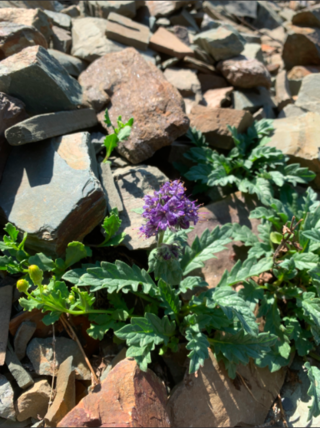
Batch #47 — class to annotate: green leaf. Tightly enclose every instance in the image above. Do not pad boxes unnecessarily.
[292,253,319,270]
[126,345,152,372]
[104,109,112,127]
[99,208,124,247]
[117,125,132,142]
[184,164,213,183]
[284,317,313,357]
[297,293,320,342]
[103,133,118,159]
[4,223,19,242]
[283,164,316,186]
[87,314,122,340]
[148,249,182,286]
[186,325,209,374]
[231,224,259,246]
[42,312,61,325]
[186,126,208,147]
[0,255,13,271]
[158,280,180,316]
[302,229,320,242]
[179,276,208,293]
[270,232,283,245]
[305,362,320,421]
[255,348,290,372]
[28,253,55,272]
[180,226,232,275]
[65,242,92,269]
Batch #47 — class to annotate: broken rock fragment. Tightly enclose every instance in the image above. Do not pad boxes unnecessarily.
[0,285,13,365]
[47,49,88,77]
[79,47,189,164]
[85,0,136,19]
[0,375,15,420]
[203,87,233,109]
[14,321,37,361]
[150,26,194,58]
[164,67,202,102]
[0,132,106,255]
[16,380,51,422]
[283,25,320,69]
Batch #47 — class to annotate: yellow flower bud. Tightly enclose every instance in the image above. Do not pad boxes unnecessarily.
[68,295,75,303]
[28,265,43,286]
[17,279,29,294]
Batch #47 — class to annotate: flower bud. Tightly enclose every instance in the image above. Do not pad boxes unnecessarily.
[68,295,75,304]
[17,279,29,294]
[28,265,43,286]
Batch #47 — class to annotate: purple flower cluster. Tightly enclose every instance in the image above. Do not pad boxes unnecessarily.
[140,181,200,239]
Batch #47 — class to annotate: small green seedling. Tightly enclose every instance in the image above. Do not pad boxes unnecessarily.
[103,109,134,163]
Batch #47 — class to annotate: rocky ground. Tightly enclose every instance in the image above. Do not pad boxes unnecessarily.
[1,0,320,427]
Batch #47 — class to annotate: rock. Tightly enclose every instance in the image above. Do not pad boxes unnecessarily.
[164,68,202,102]
[146,1,192,17]
[79,48,189,164]
[113,165,168,250]
[0,8,53,41]
[149,26,194,58]
[85,1,136,19]
[13,322,37,361]
[280,7,295,22]
[296,73,320,110]
[0,22,47,59]
[47,49,88,77]
[156,17,170,27]
[44,9,71,30]
[0,132,106,255]
[183,56,215,74]
[0,1,57,11]
[81,86,110,113]
[203,87,233,109]
[0,375,15,421]
[100,347,127,381]
[241,42,264,62]
[278,104,307,118]
[283,25,320,69]
[90,131,105,154]
[61,5,80,18]
[275,70,293,111]
[5,109,98,146]
[292,5,320,28]
[0,46,82,115]
[170,25,190,46]
[27,337,91,380]
[51,25,72,54]
[193,26,245,62]
[267,113,320,189]
[288,65,320,80]
[45,356,75,427]
[71,17,124,63]
[0,92,26,137]
[170,8,199,32]
[215,1,258,19]
[58,358,170,427]
[0,138,10,183]
[198,73,229,92]
[99,162,123,213]
[217,57,271,89]
[189,105,253,150]
[240,33,261,44]
[106,12,150,51]
[167,349,286,427]
[253,0,283,30]
[16,380,51,422]
[5,344,34,389]
[10,309,58,339]
[233,87,276,116]
[0,286,13,366]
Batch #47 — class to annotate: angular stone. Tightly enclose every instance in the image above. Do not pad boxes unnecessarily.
[198,73,229,93]
[0,1,56,11]
[113,165,168,250]
[283,25,320,69]
[44,10,71,30]
[45,356,75,427]
[240,32,261,44]
[58,358,170,427]
[0,285,13,366]
[0,138,10,183]
[276,70,293,111]
[47,49,88,77]
[150,27,194,58]
[167,349,286,427]
[0,8,53,41]
[0,132,106,255]
[292,5,320,28]
[16,380,51,422]
[170,25,190,46]
[85,1,136,19]
[52,25,71,54]
[99,162,123,213]
[9,309,58,339]
[61,5,80,18]
[203,87,233,109]
[5,344,34,389]
[0,46,82,115]
[79,48,189,164]
[253,0,283,30]
[0,22,47,59]
[106,12,150,51]
[278,104,307,118]
[241,42,264,62]
[14,321,37,361]
[146,1,192,17]
[71,17,124,62]
[288,65,320,80]
[5,109,98,146]
[27,337,91,381]
[217,57,271,89]
[170,8,199,32]
[90,131,105,154]
[233,87,276,115]
[267,113,320,189]
[189,105,253,150]
[193,26,245,61]
[164,67,202,101]
[296,73,320,110]
[0,375,15,421]
[183,56,215,74]
[0,92,26,137]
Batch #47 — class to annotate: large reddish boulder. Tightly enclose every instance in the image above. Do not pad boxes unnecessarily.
[283,25,320,69]
[79,47,189,164]
[58,358,171,427]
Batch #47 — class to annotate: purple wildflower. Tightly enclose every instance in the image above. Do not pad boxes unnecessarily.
[140,180,200,239]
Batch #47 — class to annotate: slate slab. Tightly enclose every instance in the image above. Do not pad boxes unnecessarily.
[0,285,13,366]
[52,25,72,54]
[5,109,98,146]
[149,27,194,58]
[86,1,136,19]
[106,12,150,50]
[0,375,15,421]
[47,49,88,77]
[5,343,34,389]
[0,46,82,115]
[99,162,123,213]
[14,321,37,361]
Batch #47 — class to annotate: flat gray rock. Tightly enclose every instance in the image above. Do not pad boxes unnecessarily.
[47,49,88,77]
[5,344,34,389]
[14,321,37,361]
[85,0,136,19]
[51,25,72,54]
[99,162,123,213]
[113,165,168,250]
[0,132,106,255]
[44,9,71,29]
[0,375,15,421]
[233,87,276,115]
[0,45,82,115]
[0,285,13,366]
[5,109,98,146]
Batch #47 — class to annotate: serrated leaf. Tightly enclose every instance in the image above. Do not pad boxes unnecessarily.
[302,229,320,243]
[186,325,209,374]
[231,224,259,246]
[284,164,316,186]
[158,279,180,316]
[255,348,290,372]
[103,133,118,160]
[284,317,313,357]
[0,255,13,271]
[99,208,124,247]
[4,223,19,242]
[126,344,152,372]
[148,249,182,285]
[305,362,320,421]
[292,253,319,270]
[87,314,122,340]
[117,125,132,142]
[28,253,55,272]
[42,312,61,326]
[297,292,320,333]
[184,164,213,183]
[179,276,208,293]
[65,242,92,269]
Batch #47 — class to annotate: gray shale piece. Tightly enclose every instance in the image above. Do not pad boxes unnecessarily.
[99,162,124,213]
[14,321,37,361]
[5,343,34,389]
[5,109,98,146]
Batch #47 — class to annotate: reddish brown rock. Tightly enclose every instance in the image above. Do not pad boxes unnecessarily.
[16,380,51,422]
[203,87,233,109]
[79,48,189,164]
[287,65,320,79]
[167,349,286,428]
[149,27,194,58]
[189,105,253,150]
[283,25,320,69]
[217,57,272,89]
[292,5,320,28]
[0,8,53,41]
[58,358,171,427]
[0,22,47,59]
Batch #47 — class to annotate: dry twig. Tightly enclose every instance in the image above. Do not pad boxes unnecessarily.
[48,324,57,411]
